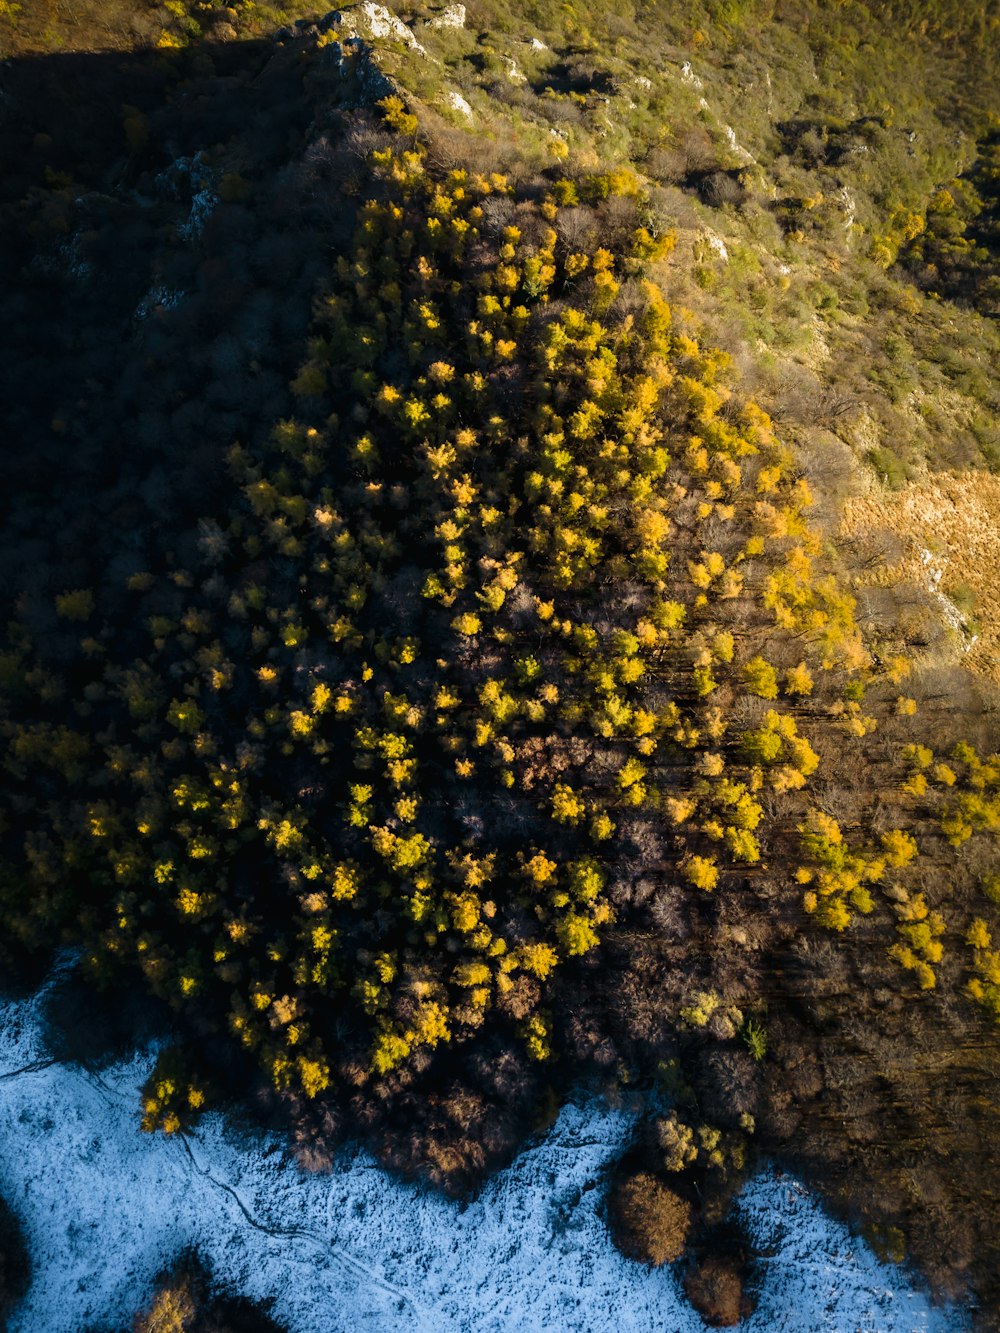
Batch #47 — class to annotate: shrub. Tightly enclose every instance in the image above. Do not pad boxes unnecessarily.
[132,1253,285,1332]
[684,1251,753,1328]
[607,1171,692,1266]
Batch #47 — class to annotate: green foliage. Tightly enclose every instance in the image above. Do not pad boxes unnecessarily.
[796,809,883,931]
[865,446,912,491]
[54,588,94,622]
[741,1017,767,1062]
[1,1,1000,1316]
[1,82,999,1272]
[1,115,873,1105]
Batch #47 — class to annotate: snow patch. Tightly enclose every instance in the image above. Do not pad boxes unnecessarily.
[31,232,93,283]
[153,153,219,240]
[179,188,218,240]
[0,982,970,1333]
[57,236,93,280]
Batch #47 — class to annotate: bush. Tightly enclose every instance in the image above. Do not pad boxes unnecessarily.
[608,1170,692,1266]
[684,1251,753,1327]
[865,445,910,490]
[132,1253,285,1333]
[698,171,747,209]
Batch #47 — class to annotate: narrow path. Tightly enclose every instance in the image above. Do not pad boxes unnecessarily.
[0,1059,56,1083]
[0,981,969,1333]
[176,1131,441,1330]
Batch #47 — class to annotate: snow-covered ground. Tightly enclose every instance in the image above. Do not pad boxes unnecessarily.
[0,975,969,1332]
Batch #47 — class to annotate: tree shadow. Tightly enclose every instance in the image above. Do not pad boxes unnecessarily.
[37,960,174,1070]
[0,29,377,637]
[0,1194,30,1328]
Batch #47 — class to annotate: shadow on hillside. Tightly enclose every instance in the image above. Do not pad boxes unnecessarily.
[38,959,174,1070]
[0,30,379,633]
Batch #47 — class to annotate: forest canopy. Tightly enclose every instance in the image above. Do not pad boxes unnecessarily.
[1,127,896,1100]
[1,2,1000,1328]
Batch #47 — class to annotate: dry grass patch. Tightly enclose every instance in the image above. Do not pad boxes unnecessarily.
[842,470,1000,683]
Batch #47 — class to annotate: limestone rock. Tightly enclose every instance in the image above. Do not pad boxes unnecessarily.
[429,2,466,28]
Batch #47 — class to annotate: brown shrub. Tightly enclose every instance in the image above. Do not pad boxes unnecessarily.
[684,1252,752,1327]
[608,1171,692,1266]
[698,171,747,209]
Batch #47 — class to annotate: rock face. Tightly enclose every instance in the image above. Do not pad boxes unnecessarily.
[272,19,399,102]
[326,3,428,52]
[429,2,466,28]
[445,89,474,120]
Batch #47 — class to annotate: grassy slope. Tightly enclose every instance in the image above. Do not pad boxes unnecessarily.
[401,0,1000,470]
[6,0,997,479]
[0,0,319,56]
[374,0,1000,684]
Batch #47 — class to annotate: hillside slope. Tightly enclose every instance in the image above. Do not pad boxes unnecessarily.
[0,2,998,1329]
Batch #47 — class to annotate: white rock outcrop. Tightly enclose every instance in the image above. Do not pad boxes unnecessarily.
[723,123,756,163]
[444,89,474,119]
[331,4,427,54]
[703,230,729,262]
[429,2,466,28]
